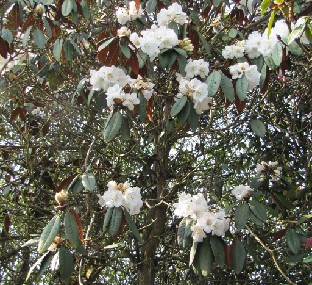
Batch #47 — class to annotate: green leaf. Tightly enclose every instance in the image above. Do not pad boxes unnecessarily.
[249,200,267,222]
[221,74,235,102]
[53,39,63,61]
[120,41,131,59]
[188,103,200,132]
[189,241,198,266]
[62,0,74,16]
[98,38,115,52]
[38,215,61,254]
[23,27,32,48]
[178,54,187,76]
[63,40,75,61]
[104,111,123,142]
[81,0,91,20]
[34,252,53,281]
[178,217,193,248]
[249,212,264,226]
[59,247,74,284]
[228,28,237,38]
[174,48,187,58]
[197,31,211,56]
[236,76,249,101]
[267,10,275,37]
[120,116,130,141]
[271,42,283,67]
[158,52,169,68]
[42,17,52,38]
[139,94,147,122]
[167,52,178,69]
[250,119,266,137]
[109,207,123,236]
[2,28,13,43]
[26,252,52,281]
[64,211,80,249]
[199,238,213,276]
[82,172,96,192]
[273,193,292,210]
[264,56,276,70]
[213,0,222,7]
[207,70,222,97]
[124,209,143,243]
[210,236,225,267]
[171,96,187,117]
[232,238,246,274]
[288,25,305,45]
[261,0,270,15]
[69,178,83,194]
[103,208,113,230]
[235,202,250,230]
[166,119,175,134]
[177,100,190,126]
[146,0,157,13]
[260,63,267,89]
[303,255,312,263]
[32,29,47,49]
[286,229,301,254]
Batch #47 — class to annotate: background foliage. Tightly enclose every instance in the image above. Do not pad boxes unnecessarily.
[0,0,311,284]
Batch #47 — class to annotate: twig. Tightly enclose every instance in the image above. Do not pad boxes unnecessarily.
[246,225,296,285]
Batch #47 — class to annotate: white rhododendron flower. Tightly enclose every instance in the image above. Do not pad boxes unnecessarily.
[185,59,210,79]
[90,65,132,91]
[157,3,188,27]
[133,75,155,100]
[123,187,144,215]
[116,1,143,25]
[257,161,282,181]
[244,31,262,59]
[229,62,260,90]
[98,181,143,215]
[106,84,140,111]
[174,192,230,239]
[117,26,131,37]
[222,44,245,59]
[130,25,179,60]
[232,185,253,200]
[191,225,206,242]
[98,187,123,208]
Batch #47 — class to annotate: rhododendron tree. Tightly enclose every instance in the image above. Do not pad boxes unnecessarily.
[0,0,311,284]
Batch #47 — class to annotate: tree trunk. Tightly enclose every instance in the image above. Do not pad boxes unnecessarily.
[138,132,170,285]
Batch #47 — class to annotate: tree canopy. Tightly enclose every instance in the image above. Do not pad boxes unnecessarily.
[0,0,311,284]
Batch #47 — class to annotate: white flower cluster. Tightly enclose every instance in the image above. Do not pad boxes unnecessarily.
[229,62,260,90]
[116,1,143,25]
[222,20,289,60]
[176,59,212,114]
[174,192,230,242]
[90,65,132,92]
[257,161,282,182]
[127,3,190,61]
[231,185,254,200]
[90,66,154,110]
[156,3,188,27]
[130,25,179,60]
[98,181,143,215]
[222,19,308,62]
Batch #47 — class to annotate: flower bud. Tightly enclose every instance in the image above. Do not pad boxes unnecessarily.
[179,38,194,53]
[55,190,68,206]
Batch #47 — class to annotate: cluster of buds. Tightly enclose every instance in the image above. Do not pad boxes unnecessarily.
[179,38,194,53]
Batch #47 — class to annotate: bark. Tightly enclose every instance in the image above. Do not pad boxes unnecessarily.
[138,133,170,285]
